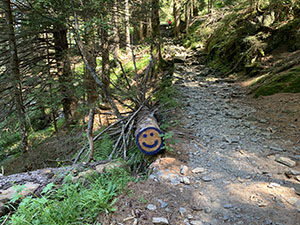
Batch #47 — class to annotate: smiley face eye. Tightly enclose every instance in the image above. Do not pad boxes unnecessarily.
[150,133,154,137]
[143,134,147,138]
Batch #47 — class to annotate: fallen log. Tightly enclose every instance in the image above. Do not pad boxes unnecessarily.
[135,108,164,155]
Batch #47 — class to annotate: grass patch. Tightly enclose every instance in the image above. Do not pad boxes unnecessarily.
[253,66,300,97]
[2,168,132,225]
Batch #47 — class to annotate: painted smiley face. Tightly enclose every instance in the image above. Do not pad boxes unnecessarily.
[136,127,164,155]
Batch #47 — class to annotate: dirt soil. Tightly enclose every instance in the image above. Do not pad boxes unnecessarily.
[98,46,300,225]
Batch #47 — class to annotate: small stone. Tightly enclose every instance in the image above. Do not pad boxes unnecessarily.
[295,176,300,182]
[179,207,187,215]
[169,178,180,185]
[267,182,281,188]
[190,220,204,225]
[152,217,169,224]
[192,167,205,174]
[181,165,189,175]
[265,219,273,225]
[157,199,168,208]
[204,207,212,214]
[181,177,191,185]
[147,204,157,211]
[223,215,229,221]
[202,176,212,182]
[290,169,300,175]
[275,156,296,167]
[270,146,284,152]
[223,204,233,209]
[187,214,194,219]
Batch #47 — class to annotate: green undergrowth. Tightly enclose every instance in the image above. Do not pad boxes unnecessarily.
[184,2,300,97]
[1,168,132,225]
[253,66,300,97]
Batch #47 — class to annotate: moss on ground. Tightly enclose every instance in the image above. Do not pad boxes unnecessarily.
[253,66,300,97]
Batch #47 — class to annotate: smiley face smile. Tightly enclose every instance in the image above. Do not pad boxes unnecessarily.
[142,140,159,148]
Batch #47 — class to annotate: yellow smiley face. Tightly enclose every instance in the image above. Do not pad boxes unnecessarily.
[136,127,163,155]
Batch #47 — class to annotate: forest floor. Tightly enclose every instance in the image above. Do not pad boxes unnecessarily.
[99,44,300,225]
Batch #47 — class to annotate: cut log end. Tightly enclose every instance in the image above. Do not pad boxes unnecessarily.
[135,109,164,155]
[136,126,164,155]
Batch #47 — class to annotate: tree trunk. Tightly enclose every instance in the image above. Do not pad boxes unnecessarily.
[185,0,191,34]
[192,0,199,17]
[4,0,28,153]
[112,0,120,58]
[173,0,181,37]
[53,26,74,125]
[139,20,144,42]
[101,17,110,103]
[87,108,95,162]
[125,0,130,51]
[151,0,162,62]
[208,0,214,14]
[146,16,152,37]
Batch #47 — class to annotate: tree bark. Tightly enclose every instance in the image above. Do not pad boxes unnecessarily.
[125,0,130,51]
[87,108,95,162]
[53,26,74,125]
[112,0,120,58]
[101,15,111,103]
[151,0,162,62]
[4,0,28,153]
[185,0,191,34]
[173,0,181,37]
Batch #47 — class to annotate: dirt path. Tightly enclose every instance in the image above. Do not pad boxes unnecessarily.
[102,46,300,225]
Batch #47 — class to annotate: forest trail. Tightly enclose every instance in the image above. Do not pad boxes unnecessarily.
[105,44,300,225]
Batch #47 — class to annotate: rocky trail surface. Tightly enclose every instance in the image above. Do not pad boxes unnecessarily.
[102,45,300,225]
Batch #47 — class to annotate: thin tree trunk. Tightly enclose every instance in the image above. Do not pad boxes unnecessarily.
[53,26,74,125]
[101,16,110,104]
[173,0,181,37]
[4,0,28,153]
[208,0,214,14]
[113,0,120,58]
[146,16,152,37]
[87,108,95,162]
[125,0,130,51]
[192,0,199,16]
[185,1,191,34]
[139,21,144,42]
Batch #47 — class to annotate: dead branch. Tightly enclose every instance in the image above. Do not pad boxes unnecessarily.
[73,117,127,164]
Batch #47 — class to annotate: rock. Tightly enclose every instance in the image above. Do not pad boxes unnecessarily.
[202,176,212,182]
[295,176,300,182]
[95,161,123,173]
[181,177,191,185]
[187,214,194,219]
[267,182,281,188]
[286,197,300,211]
[192,167,205,174]
[169,177,180,185]
[270,146,284,152]
[147,204,157,211]
[223,204,233,209]
[179,207,187,215]
[190,220,204,225]
[290,169,300,175]
[204,207,212,214]
[181,165,189,175]
[157,199,168,208]
[152,217,169,224]
[223,215,229,221]
[0,182,39,202]
[275,157,296,167]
